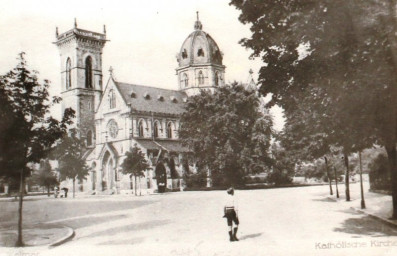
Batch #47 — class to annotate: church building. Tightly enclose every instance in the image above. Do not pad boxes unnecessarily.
[54,15,226,194]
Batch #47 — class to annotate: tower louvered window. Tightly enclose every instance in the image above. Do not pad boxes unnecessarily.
[85,56,93,88]
[66,58,72,89]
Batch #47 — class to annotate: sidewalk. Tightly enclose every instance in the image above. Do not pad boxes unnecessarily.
[0,223,74,247]
[327,182,397,228]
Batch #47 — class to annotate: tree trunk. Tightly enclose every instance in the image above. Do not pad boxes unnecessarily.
[334,167,340,198]
[385,145,397,219]
[343,153,350,201]
[15,169,25,247]
[139,176,142,196]
[47,185,50,197]
[359,151,366,209]
[134,175,137,196]
[73,178,75,198]
[324,157,333,195]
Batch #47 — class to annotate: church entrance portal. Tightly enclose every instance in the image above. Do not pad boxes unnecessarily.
[155,162,167,193]
[102,151,116,191]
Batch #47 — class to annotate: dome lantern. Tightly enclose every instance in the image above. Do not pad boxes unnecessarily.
[194,11,203,30]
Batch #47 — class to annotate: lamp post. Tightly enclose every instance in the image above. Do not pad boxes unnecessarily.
[324,157,333,195]
[359,151,366,209]
[333,166,340,198]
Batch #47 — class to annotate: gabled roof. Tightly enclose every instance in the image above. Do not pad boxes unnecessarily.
[114,81,188,115]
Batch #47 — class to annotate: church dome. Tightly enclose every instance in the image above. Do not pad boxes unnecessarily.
[177,14,223,67]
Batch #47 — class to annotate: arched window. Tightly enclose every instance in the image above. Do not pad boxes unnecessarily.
[215,71,219,86]
[109,89,116,109]
[138,120,144,137]
[154,121,159,138]
[66,58,72,89]
[182,73,189,88]
[167,122,173,139]
[87,130,93,146]
[85,56,93,89]
[198,71,204,85]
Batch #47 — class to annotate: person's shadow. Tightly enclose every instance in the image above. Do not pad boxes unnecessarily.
[239,233,263,241]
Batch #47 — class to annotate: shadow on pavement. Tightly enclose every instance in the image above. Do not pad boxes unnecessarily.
[337,209,363,216]
[98,237,145,245]
[312,197,336,203]
[82,219,172,239]
[239,233,263,241]
[334,216,397,237]
[57,214,129,229]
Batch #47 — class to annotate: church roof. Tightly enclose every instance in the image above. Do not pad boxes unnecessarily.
[136,138,190,153]
[114,81,188,115]
[155,140,190,153]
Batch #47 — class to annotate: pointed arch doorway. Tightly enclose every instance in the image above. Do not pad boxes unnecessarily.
[101,151,117,191]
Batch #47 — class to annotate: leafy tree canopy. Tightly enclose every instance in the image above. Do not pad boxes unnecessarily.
[52,130,90,182]
[0,53,74,246]
[0,53,74,178]
[121,144,150,178]
[179,83,273,186]
[230,0,397,216]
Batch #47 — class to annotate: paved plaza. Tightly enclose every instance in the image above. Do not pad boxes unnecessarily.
[1,182,397,256]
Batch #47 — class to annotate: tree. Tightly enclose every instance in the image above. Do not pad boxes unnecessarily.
[0,53,73,246]
[179,83,273,187]
[32,159,58,196]
[53,130,90,198]
[267,143,294,186]
[230,0,397,217]
[121,144,149,196]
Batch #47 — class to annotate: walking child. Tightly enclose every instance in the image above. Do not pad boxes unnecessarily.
[223,187,239,242]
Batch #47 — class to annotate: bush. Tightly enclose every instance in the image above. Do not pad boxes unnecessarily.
[243,176,266,184]
[368,153,390,191]
[183,171,207,188]
[266,170,293,186]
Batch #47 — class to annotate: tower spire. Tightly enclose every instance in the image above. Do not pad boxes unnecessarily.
[194,11,203,30]
[245,68,257,91]
[74,18,77,28]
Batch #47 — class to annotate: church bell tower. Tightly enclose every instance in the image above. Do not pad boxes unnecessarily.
[55,19,108,144]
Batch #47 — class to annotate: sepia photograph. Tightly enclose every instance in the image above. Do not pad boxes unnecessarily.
[1,0,397,255]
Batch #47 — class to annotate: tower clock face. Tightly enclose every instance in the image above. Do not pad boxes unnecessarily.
[107,119,118,138]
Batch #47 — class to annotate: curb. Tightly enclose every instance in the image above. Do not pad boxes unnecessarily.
[350,207,397,229]
[326,195,397,228]
[48,226,75,248]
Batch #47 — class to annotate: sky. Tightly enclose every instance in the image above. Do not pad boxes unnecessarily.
[0,0,284,130]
